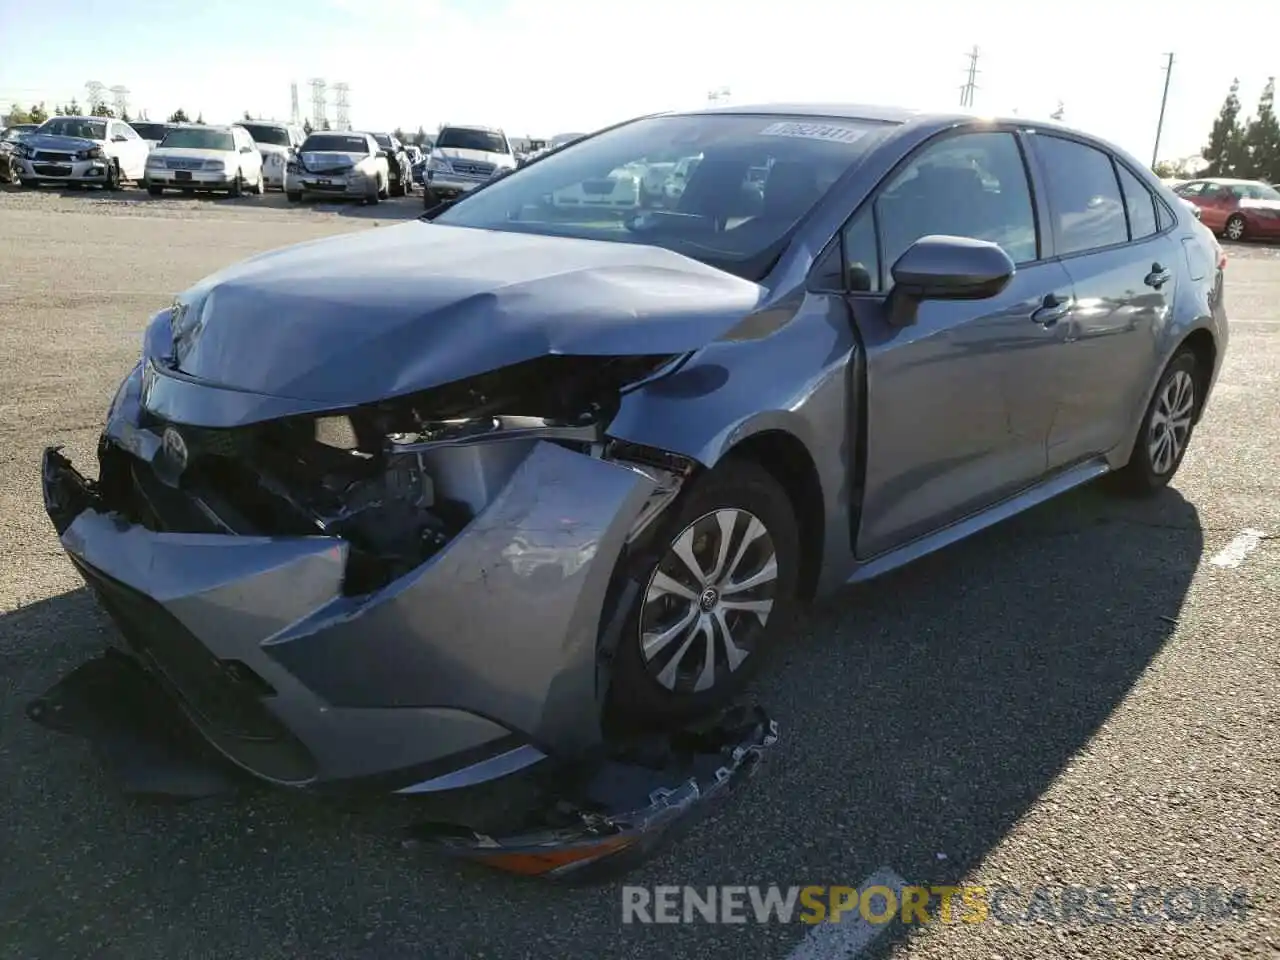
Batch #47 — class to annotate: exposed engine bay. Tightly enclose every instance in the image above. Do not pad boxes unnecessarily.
[100,354,692,595]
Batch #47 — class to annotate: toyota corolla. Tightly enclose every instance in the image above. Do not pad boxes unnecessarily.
[39,103,1228,816]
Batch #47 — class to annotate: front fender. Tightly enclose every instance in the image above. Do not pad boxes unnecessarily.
[606,294,860,593]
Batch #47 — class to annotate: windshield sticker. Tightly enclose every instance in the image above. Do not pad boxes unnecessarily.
[759,121,868,144]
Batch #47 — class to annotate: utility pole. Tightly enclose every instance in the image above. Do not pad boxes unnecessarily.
[959,46,980,108]
[1152,52,1174,167]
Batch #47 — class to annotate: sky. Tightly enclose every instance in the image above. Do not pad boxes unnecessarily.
[0,0,1275,164]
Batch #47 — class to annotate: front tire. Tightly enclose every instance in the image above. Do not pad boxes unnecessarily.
[1224,214,1246,241]
[606,458,800,727]
[147,184,163,197]
[286,189,302,203]
[1109,350,1201,496]
[228,171,244,198]
[105,161,121,191]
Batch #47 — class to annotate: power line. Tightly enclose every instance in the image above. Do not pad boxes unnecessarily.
[959,46,980,108]
[1152,52,1175,167]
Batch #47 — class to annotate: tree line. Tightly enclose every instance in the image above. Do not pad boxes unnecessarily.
[1157,77,1280,182]
[3,101,207,126]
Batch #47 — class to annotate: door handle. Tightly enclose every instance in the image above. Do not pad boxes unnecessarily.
[1145,263,1172,288]
[1031,294,1072,326]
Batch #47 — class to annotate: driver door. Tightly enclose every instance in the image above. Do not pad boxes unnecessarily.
[834,129,1073,558]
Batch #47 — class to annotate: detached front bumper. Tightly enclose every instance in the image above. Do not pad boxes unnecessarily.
[17,156,111,184]
[38,394,656,802]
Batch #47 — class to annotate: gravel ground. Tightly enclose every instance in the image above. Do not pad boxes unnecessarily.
[0,184,1276,960]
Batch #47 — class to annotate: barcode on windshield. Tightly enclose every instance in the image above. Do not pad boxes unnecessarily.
[759,122,867,144]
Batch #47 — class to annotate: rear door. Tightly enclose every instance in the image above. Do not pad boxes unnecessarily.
[828,128,1075,558]
[1026,132,1177,468]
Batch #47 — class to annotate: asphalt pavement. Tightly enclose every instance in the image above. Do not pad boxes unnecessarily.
[0,184,1276,960]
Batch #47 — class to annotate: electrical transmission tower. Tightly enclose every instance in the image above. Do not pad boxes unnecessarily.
[333,82,351,130]
[290,82,301,126]
[110,85,130,118]
[707,86,731,105]
[85,80,107,114]
[958,46,980,108]
[309,78,328,130]
[1050,100,1065,121]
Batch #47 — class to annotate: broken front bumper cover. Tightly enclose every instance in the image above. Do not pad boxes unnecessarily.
[39,435,655,796]
[416,707,779,880]
[28,644,778,880]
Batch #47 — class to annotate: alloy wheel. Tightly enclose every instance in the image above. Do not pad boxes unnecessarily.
[1147,369,1196,475]
[1225,217,1245,241]
[638,508,778,695]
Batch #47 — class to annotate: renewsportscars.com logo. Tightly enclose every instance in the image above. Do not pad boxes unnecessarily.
[621,884,1251,926]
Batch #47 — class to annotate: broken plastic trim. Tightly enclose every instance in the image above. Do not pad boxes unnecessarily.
[410,705,778,882]
[387,414,603,450]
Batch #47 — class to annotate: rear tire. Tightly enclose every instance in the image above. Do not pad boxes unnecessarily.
[1224,214,1246,242]
[605,458,800,728]
[1108,350,1201,497]
[390,170,405,197]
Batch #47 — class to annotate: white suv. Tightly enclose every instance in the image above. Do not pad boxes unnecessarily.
[422,124,517,207]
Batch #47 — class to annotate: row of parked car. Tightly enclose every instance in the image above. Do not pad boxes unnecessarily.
[0,115,591,209]
[1161,176,1280,242]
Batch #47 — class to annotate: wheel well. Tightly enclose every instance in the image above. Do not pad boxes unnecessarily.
[724,430,824,600]
[1179,328,1217,420]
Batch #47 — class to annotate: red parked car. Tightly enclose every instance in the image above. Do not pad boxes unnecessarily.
[1173,178,1280,241]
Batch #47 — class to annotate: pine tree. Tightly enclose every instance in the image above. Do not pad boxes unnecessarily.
[1203,79,1246,176]
[303,119,314,135]
[1244,78,1280,182]
[168,108,190,123]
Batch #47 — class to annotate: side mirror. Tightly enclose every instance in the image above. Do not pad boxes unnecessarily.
[112,135,128,142]
[886,235,1014,327]
[240,145,253,153]
[376,149,388,158]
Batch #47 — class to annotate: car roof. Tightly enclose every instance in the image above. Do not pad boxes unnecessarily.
[1196,177,1267,186]
[440,124,504,133]
[168,123,238,132]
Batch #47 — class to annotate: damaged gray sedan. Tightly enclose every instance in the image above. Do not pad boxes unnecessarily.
[40,104,1228,814]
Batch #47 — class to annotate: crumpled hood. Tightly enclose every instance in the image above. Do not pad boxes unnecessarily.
[162,223,764,407]
[22,133,103,152]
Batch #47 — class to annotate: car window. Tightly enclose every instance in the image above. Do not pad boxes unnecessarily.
[874,130,1037,288]
[1115,164,1159,240]
[1175,181,1204,196]
[1035,135,1128,255]
[1203,184,1231,200]
[843,210,880,293]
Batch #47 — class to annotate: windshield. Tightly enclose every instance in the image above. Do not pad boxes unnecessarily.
[433,113,890,278]
[36,117,107,140]
[242,124,291,147]
[302,134,369,154]
[2,126,35,141]
[160,128,235,151]
[436,127,508,153]
[130,123,168,140]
